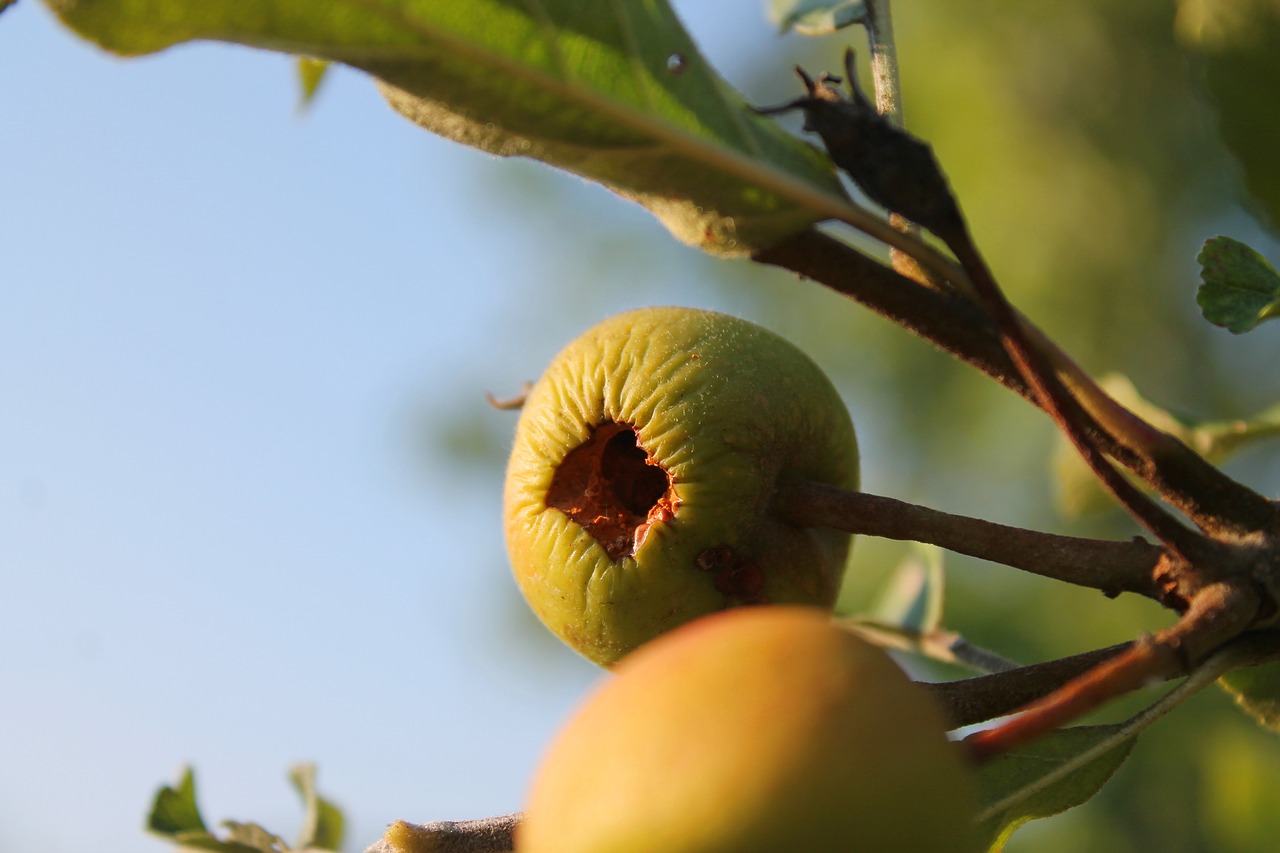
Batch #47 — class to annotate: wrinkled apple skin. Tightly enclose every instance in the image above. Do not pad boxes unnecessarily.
[517,607,979,853]
[504,307,858,666]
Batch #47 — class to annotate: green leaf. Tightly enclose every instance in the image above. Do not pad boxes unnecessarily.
[868,544,944,634]
[290,764,345,851]
[295,57,331,109]
[147,765,344,853]
[1220,658,1280,730]
[148,767,209,837]
[1177,0,1280,232]
[1,0,18,16]
[46,0,846,257]
[1197,235,1280,333]
[767,0,867,35]
[975,725,1136,851]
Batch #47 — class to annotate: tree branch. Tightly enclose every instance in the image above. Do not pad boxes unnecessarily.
[923,643,1133,728]
[776,478,1167,600]
[752,228,1278,537]
[964,579,1262,760]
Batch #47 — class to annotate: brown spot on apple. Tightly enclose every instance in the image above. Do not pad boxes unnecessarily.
[545,422,679,560]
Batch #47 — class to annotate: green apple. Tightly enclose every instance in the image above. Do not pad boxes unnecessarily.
[503,306,858,666]
[517,606,980,853]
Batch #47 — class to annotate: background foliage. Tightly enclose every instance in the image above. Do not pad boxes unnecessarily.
[4,0,1280,851]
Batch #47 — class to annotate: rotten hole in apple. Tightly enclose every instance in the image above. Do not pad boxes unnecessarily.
[545,421,679,560]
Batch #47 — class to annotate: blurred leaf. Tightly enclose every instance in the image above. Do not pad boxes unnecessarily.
[1053,372,1280,516]
[767,0,867,35]
[148,766,343,853]
[1,0,18,15]
[219,823,289,853]
[1198,723,1280,853]
[290,764,345,851]
[295,57,330,109]
[148,767,208,837]
[1220,659,1280,730]
[1197,235,1280,333]
[46,0,846,257]
[868,544,944,634]
[975,725,1136,851]
[1177,0,1280,232]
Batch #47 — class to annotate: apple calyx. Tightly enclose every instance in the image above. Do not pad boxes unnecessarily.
[545,421,680,561]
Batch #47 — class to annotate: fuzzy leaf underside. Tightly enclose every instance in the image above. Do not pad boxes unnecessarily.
[766,0,867,35]
[46,0,845,257]
[975,725,1136,851]
[1197,235,1280,334]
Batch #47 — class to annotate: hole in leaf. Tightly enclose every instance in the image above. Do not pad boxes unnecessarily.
[546,422,678,560]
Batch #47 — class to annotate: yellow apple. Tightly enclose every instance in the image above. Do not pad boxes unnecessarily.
[518,606,979,853]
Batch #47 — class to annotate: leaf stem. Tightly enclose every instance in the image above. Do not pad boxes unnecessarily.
[842,618,1022,674]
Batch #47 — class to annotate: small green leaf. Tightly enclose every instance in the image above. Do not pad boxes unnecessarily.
[148,767,209,837]
[1197,235,1280,333]
[1220,658,1280,730]
[147,765,344,853]
[868,544,944,634]
[766,0,867,35]
[295,57,330,110]
[975,725,1136,851]
[290,764,344,851]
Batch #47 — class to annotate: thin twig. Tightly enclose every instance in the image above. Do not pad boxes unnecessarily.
[776,479,1166,599]
[924,643,1134,729]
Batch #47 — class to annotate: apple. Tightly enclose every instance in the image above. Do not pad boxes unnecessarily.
[503,306,858,666]
[517,606,979,853]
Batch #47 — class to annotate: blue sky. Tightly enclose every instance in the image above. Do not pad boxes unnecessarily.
[0,3,801,851]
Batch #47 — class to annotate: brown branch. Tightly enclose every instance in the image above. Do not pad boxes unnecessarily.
[923,642,1134,728]
[941,234,1220,567]
[752,228,1278,537]
[964,580,1262,761]
[776,478,1166,599]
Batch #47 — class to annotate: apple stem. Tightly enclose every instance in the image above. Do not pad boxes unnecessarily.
[776,478,1168,601]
